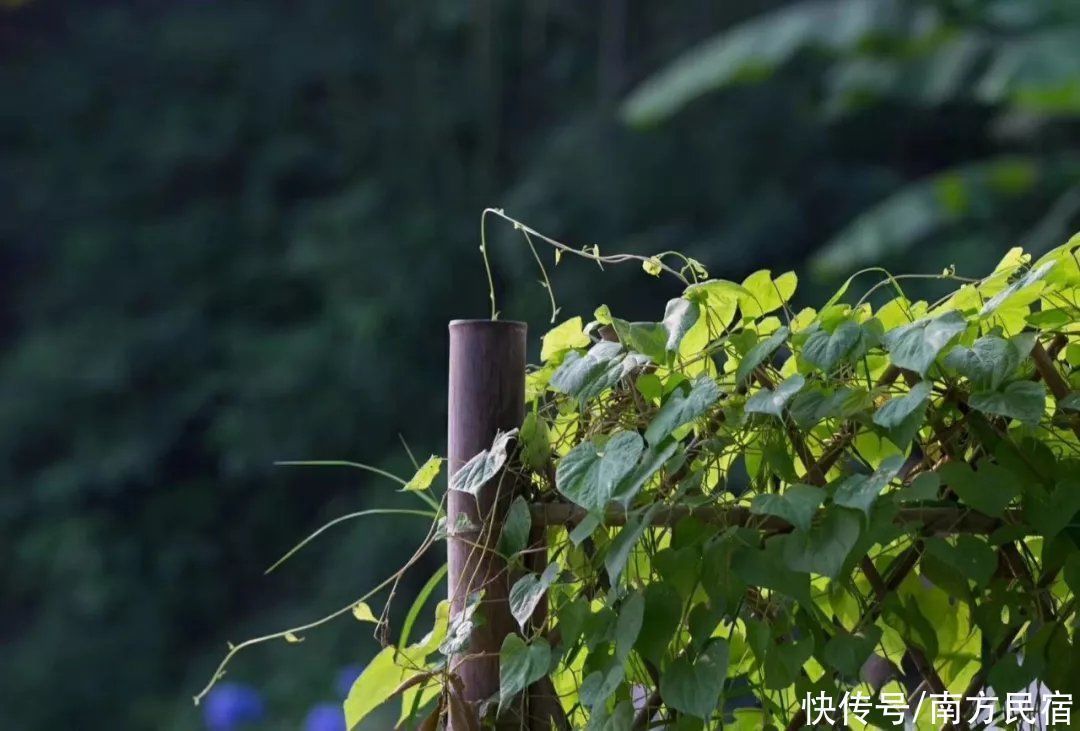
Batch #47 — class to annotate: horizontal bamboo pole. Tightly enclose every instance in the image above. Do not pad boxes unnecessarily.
[530,502,1025,535]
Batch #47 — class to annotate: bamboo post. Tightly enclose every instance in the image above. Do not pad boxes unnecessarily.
[447,319,526,729]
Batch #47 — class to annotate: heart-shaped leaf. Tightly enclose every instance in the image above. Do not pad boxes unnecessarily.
[750,484,825,532]
[883,310,966,376]
[801,319,880,373]
[659,639,729,719]
[586,700,634,730]
[833,455,904,515]
[969,381,1046,425]
[780,506,862,579]
[745,374,805,418]
[556,431,644,512]
[579,657,625,709]
[635,582,682,665]
[943,335,1023,391]
[662,298,700,352]
[645,377,721,445]
[498,635,552,711]
[450,429,517,495]
[540,316,590,362]
[823,627,882,678]
[509,562,560,631]
[736,327,789,386]
[498,496,532,558]
[605,506,658,584]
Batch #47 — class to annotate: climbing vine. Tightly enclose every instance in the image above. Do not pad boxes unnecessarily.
[203,223,1080,730]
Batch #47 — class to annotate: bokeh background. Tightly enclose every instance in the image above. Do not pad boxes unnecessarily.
[3,0,1080,729]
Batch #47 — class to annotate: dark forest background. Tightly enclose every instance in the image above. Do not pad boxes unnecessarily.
[2,0,1079,728]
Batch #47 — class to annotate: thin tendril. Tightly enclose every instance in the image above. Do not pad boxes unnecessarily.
[478,207,690,322]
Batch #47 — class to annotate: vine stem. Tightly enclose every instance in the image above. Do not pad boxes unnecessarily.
[264,508,437,574]
[478,207,691,322]
[194,570,405,705]
[274,458,441,512]
[194,507,443,706]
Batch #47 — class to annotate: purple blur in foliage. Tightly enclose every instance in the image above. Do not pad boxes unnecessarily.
[304,703,346,731]
[202,682,266,730]
[335,665,362,698]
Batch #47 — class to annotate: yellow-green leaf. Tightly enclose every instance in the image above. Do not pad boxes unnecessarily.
[740,270,797,318]
[352,601,378,623]
[344,646,415,728]
[403,456,442,492]
[541,316,591,361]
[642,256,663,276]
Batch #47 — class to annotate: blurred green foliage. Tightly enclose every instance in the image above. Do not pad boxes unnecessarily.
[2,0,1079,728]
[623,0,1080,273]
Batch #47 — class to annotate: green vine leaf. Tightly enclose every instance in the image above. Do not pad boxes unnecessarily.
[499,496,532,558]
[610,319,668,362]
[882,594,939,661]
[873,381,931,429]
[635,582,683,666]
[872,380,932,447]
[736,326,789,386]
[1058,392,1080,412]
[344,647,410,728]
[938,461,1020,518]
[731,542,811,605]
[345,602,449,728]
[586,700,634,730]
[569,513,602,545]
[614,591,645,660]
[655,546,703,600]
[980,260,1054,317]
[832,455,905,516]
[659,639,729,719]
[924,535,996,588]
[684,279,747,328]
[745,374,805,418]
[662,297,700,352]
[801,319,881,373]
[509,562,560,631]
[557,431,644,513]
[943,335,1025,391]
[789,383,871,427]
[1064,553,1080,595]
[611,438,679,506]
[450,429,517,495]
[218,224,1080,730]
[823,627,882,678]
[1024,479,1080,539]
[606,506,659,584]
[519,412,551,470]
[900,471,941,503]
[882,310,967,376]
[579,658,625,709]
[498,635,552,712]
[780,507,862,579]
[969,381,1046,425]
[644,376,721,445]
[750,484,825,532]
[351,601,378,623]
[550,342,650,402]
[439,592,480,657]
[763,635,814,690]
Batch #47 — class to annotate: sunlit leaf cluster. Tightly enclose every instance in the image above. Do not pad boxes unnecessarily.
[342,234,1080,730]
